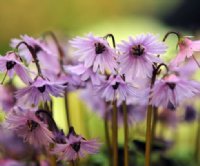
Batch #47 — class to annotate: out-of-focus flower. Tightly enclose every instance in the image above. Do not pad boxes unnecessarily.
[15,77,65,106]
[65,64,104,85]
[0,52,32,84]
[184,105,197,123]
[5,107,53,146]
[0,159,25,166]
[151,74,200,110]
[171,37,200,66]
[11,35,59,70]
[52,127,100,161]
[118,34,166,80]
[70,33,117,73]
[95,75,141,102]
[0,83,16,112]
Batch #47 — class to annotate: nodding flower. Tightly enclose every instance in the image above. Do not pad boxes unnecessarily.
[70,33,117,74]
[117,33,167,80]
[151,73,200,110]
[52,127,101,161]
[5,107,54,147]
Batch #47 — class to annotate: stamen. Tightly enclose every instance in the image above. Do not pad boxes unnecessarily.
[130,44,145,56]
[71,142,81,152]
[112,82,120,90]
[38,85,46,93]
[6,61,16,70]
[27,120,38,131]
[95,42,106,54]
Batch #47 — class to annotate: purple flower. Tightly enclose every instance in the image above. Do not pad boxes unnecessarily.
[65,63,104,85]
[95,75,141,102]
[5,107,54,146]
[0,52,32,84]
[70,33,117,73]
[117,34,167,80]
[151,74,200,110]
[52,127,100,161]
[15,77,65,106]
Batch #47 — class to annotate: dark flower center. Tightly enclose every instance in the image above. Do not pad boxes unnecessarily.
[38,85,46,93]
[166,82,176,90]
[6,61,16,70]
[112,82,120,90]
[167,101,176,110]
[130,44,145,56]
[71,141,81,152]
[27,120,39,132]
[95,42,106,54]
[33,45,42,54]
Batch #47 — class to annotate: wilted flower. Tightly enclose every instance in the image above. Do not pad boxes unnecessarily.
[151,73,200,110]
[52,127,100,161]
[15,77,65,106]
[70,33,117,73]
[0,52,31,84]
[117,34,166,80]
[5,107,53,146]
[95,75,141,102]
[171,37,200,66]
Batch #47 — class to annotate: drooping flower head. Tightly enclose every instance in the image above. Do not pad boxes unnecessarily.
[0,52,32,84]
[118,34,167,80]
[15,77,65,106]
[151,73,200,110]
[70,33,117,74]
[5,107,54,146]
[95,74,141,103]
[171,37,200,66]
[52,127,100,161]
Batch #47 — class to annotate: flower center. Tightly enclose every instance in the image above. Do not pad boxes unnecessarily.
[33,45,42,54]
[38,85,46,93]
[166,82,176,90]
[71,141,81,152]
[167,101,176,110]
[95,42,106,54]
[6,61,16,70]
[27,120,38,132]
[130,44,145,56]
[112,82,120,90]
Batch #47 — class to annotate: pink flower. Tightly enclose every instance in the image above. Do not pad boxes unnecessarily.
[117,34,167,80]
[0,52,32,84]
[5,107,53,146]
[52,127,100,161]
[171,37,200,66]
[95,75,141,102]
[15,77,65,106]
[151,74,200,110]
[70,33,117,73]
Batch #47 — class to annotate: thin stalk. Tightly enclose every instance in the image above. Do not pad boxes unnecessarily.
[1,70,7,84]
[123,101,129,166]
[192,55,200,68]
[64,91,71,128]
[151,106,158,141]
[195,117,200,164]
[162,31,181,42]
[104,34,116,48]
[112,100,118,166]
[104,111,112,166]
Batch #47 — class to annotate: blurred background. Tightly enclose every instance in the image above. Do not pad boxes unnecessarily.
[0,0,200,165]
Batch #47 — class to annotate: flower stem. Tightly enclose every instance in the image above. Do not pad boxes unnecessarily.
[16,41,43,77]
[145,105,153,166]
[104,34,116,48]
[64,91,71,128]
[112,100,118,166]
[104,110,112,166]
[195,116,200,164]
[123,101,129,166]
[162,31,181,42]
[192,55,200,68]
[151,106,158,141]
[1,70,7,85]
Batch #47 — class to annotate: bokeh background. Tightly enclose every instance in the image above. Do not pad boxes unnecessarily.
[0,0,200,165]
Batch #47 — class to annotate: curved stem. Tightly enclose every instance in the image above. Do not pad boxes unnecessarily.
[16,41,43,77]
[112,100,118,166]
[163,31,181,42]
[104,34,116,48]
[123,101,129,166]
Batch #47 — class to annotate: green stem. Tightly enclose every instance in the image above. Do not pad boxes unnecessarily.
[64,92,71,128]
[104,110,112,166]
[123,101,129,166]
[112,100,118,166]
[195,117,200,164]
[145,105,153,166]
